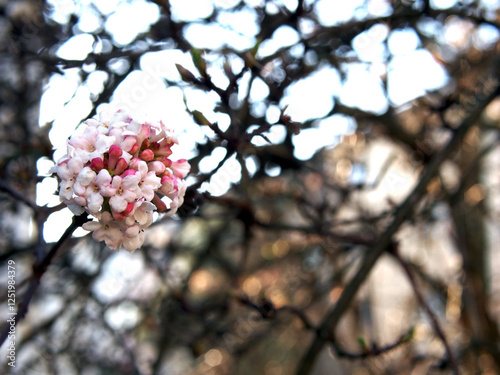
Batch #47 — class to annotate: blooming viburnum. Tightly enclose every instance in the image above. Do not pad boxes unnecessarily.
[53,109,191,252]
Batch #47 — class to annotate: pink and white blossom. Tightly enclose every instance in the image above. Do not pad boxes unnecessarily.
[54,109,190,252]
[82,212,124,250]
[135,161,162,201]
[171,159,191,178]
[71,127,115,163]
[108,174,141,212]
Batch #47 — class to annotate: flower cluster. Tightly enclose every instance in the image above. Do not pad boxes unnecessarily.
[53,109,190,252]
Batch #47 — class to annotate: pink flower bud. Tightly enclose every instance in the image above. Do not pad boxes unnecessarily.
[140,149,155,161]
[122,202,135,216]
[154,139,174,157]
[109,144,123,157]
[161,158,172,168]
[112,210,127,221]
[152,194,168,211]
[140,124,151,138]
[114,158,128,175]
[129,158,142,170]
[90,157,104,172]
[159,137,175,149]
[157,147,173,157]
[108,145,123,171]
[130,143,140,155]
[135,124,151,149]
[120,169,137,178]
[121,137,138,153]
[171,159,191,178]
[148,161,166,175]
[160,175,175,195]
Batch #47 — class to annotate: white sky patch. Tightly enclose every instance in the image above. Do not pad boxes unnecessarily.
[202,154,241,196]
[474,24,500,49]
[199,147,228,173]
[244,155,259,176]
[86,70,108,95]
[104,1,160,46]
[279,0,299,12]
[50,86,93,161]
[352,24,389,62]
[184,23,225,50]
[105,302,141,330]
[367,0,393,17]
[213,0,241,9]
[248,124,287,146]
[39,70,80,125]
[207,62,230,90]
[292,128,328,161]
[250,78,270,102]
[170,0,214,22]
[184,23,256,51]
[141,50,199,82]
[340,64,389,114]
[77,7,102,33]
[265,163,281,177]
[43,208,88,242]
[281,66,340,122]
[37,157,56,177]
[388,28,421,55]
[111,70,169,112]
[315,0,364,26]
[36,177,60,207]
[431,0,458,9]
[319,114,357,136]
[244,0,265,6]
[184,88,220,120]
[257,25,300,58]
[92,0,121,15]
[266,105,281,124]
[56,33,95,60]
[292,114,356,160]
[217,8,259,37]
[46,0,75,24]
[387,50,448,106]
[237,71,251,102]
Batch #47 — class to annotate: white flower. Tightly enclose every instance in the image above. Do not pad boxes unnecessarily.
[122,225,145,252]
[165,179,187,217]
[70,127,115,163]
[136,161,162,201]
[57,157,84,201]
[82,212,123,250]
[171,159,191,178]
[108,174,141,212]
[73,167,96,196]
[129,201,155,227]
[85,169,112,213]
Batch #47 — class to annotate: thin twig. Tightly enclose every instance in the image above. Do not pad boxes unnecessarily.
[395,253,460,374]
